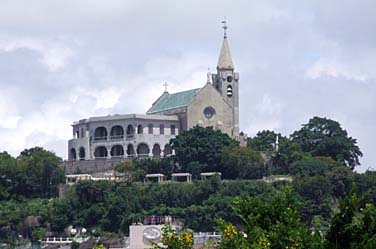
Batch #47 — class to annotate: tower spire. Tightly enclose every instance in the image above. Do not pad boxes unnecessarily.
[217,18,234,70]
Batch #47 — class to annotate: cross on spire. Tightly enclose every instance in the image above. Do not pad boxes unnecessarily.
[163,82,168,93]
[222,17,228,38]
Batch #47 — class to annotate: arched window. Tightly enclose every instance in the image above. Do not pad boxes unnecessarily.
[127,144,135,157]
[79,147,85,160]
[164,144,172,157]
[94,127,108,141]
[70,148,77,161]
[126,125,134,138]
[227,85,233,97]
[110,125,124,140]
[137,143,150,156]
[94,146,108,158]
[75,131,79,139]
[152,144,161,158]
[111,145,124,157]
[137,125,143,134]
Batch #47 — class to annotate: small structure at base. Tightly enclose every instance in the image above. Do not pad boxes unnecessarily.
[200,172,222,180]
[66,174,92,184]
[145,173,165,183]
[171,173,192,182]
[262,175,293,183]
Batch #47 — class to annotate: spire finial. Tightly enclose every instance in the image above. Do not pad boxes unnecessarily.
[163,82,168,93]
[222,17,228,38]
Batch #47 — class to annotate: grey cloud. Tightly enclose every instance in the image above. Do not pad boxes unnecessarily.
[0,0,374,171]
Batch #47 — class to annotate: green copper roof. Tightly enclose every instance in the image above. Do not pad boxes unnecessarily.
[147,88,201,114]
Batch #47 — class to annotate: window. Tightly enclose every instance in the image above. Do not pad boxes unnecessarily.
[70,148,77,161]
[81,128,84,138]
[148,123,153,134]
[137,125,143,134]
[204,107,215,119]
[79,147,85,160]
[170,125,176,135]
[94,127,108,141]
[160,124,164,135]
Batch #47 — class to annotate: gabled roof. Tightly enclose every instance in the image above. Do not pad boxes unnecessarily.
[147,88,201,114]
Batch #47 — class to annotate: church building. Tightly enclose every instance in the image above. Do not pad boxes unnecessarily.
[67,24,245,162]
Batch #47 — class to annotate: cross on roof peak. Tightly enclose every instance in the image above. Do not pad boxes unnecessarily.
[222,17,228,38]
[163,82,168,93]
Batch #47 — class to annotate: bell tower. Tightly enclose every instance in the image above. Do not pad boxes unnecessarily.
[212,19,240,139]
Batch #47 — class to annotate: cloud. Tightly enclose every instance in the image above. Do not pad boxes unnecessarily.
[0,0,374,172]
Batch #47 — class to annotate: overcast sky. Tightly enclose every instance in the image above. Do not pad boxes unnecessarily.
[0,0,375,172]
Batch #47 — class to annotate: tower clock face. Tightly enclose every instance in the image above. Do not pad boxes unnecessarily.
[227,75,233,82]
[143,227,161,240]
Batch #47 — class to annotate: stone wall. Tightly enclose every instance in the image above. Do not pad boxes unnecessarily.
[61,158,130,175]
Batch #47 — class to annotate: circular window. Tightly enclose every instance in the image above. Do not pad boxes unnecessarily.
[227,75,233,82]
[204,107,215,119]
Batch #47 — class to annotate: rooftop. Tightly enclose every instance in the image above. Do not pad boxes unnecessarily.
[147,88,201,114]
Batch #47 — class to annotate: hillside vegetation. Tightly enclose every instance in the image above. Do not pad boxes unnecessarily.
[1,116,376,249]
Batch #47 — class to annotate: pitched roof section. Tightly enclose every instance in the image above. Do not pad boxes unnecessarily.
[217,37,234,69]
[147,88,201,114]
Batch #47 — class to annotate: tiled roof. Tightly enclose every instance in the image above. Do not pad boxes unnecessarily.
[147,88,201,114]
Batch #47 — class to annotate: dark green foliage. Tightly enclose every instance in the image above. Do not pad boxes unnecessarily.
[291,116,362,170]
[171,126,237,171]
[247,130,280,151]
[221,146,265,179]
[0,148,64,200]
[324,189,376,249]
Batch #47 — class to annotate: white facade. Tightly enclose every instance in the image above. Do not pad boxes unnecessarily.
[68,114,179,161]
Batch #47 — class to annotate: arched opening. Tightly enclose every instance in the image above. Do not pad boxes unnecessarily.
[127,144,135,157]
[70,148,77,161]
[152,144,161,158]
[79,147,85,160]
[94,127,108,141]
[137,143,150,156]
[94,146,108,158]
[111,145,124,157]
[126,125,134,138]
[137,125,143,134]
[227,84,233,97]
[110,125,124,140]
[75,131,79,139]
[164,144,172,157]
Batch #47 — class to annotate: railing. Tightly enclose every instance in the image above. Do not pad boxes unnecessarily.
[42,237,73,244]
[126,134,135,140]
[110,135,124,140]
[93,136,107,141]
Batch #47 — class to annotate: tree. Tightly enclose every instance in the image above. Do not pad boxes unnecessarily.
[217,186,321,248]
[324,189,376,248]
[171,126,237,172]
[221,146,265,179]
[291,117,362,170]
[17,147,64,198]
[248,130,280,151]
[153,226,193,249]
[248,130,308,174]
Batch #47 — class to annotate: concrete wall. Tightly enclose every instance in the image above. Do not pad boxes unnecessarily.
[61,158,129,174]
